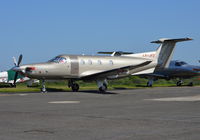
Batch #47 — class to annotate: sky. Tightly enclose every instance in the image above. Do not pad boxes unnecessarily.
[0,0,199,70]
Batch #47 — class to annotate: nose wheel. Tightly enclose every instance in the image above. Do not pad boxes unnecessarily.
[41,79,47,93]
[72,83,79,92]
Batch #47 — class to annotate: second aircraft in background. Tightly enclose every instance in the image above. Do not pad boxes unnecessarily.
[140,60,200,87]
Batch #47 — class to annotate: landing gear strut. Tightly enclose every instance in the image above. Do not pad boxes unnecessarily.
[68,80,79,92]
[41,79,47,93]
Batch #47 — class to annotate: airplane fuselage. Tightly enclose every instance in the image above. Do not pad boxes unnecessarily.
[20,55,155,80]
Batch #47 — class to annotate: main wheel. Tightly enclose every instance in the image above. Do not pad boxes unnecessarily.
[188,82,193,86]
[99,84,107,93]
[147,81,152,87]
[72,83,79,92]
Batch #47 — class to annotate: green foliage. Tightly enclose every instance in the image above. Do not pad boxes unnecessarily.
[0,76,200,93]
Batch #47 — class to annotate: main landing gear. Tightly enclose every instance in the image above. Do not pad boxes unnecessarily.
[147,79,153,87]
[188,82,193,86]
[68,80,79,92]
[97,79,108,93]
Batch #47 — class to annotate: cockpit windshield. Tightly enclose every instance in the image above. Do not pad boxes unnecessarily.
[175,61,187,66]
[49,56,67,63]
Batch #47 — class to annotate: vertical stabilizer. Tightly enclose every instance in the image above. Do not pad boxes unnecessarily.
[152,38,192,68]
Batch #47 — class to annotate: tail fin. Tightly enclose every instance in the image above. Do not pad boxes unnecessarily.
[153,38,192,68]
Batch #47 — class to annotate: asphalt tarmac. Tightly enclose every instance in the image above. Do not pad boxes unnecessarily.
[0,87,200,140]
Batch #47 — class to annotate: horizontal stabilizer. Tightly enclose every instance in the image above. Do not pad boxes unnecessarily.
[151,38,193,44]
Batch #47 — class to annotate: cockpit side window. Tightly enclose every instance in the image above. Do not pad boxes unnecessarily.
[180,61,187,65]
[49,57,67,63]
[175,61,187,66]
[175,62,181,66]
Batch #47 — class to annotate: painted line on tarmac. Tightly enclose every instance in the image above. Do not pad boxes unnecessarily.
[18,94,28,96]
[0,94,28,96]
[48,101,80,104]
[145,95,200,102]
[0,94,11,96]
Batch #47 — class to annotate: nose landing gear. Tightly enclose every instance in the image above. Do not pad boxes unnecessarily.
[41,79,47,93]
[68,80,79,92]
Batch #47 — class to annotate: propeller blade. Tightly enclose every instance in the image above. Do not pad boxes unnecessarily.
[13,72,18,86]
[17,54,23,66]
[12,54,23,87]
[13,57,17,66]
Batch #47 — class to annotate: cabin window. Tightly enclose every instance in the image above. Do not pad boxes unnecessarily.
[97,60,102,65]
[80,59,85,65]
[88,60,92,65]
[109,60,114,65]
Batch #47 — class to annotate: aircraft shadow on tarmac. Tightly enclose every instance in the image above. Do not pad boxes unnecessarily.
[79,90,118,95]
[135,85,194,88]
[45,88,68,92]
[45,88,118,94]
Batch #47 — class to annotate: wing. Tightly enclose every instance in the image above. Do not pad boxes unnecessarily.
[81,61,152,80]
[139,73,167,79]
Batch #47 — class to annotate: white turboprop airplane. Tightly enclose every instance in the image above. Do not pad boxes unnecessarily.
[0,69,39,87]
[0,57,39,87]
[12,38,192,93]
